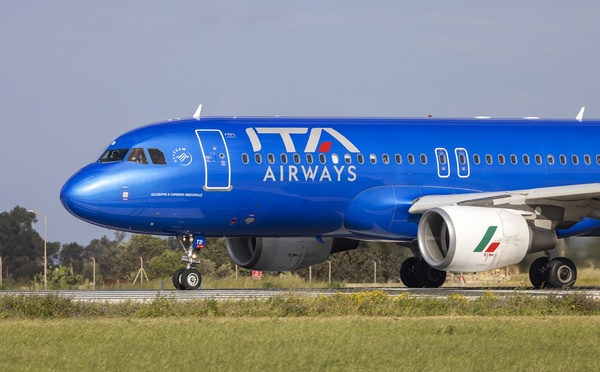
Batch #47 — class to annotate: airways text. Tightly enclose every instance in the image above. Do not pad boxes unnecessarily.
[263,165,357,182]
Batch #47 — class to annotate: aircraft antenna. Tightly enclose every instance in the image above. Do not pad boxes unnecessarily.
[576,106,585,122]
[193,104,203,120]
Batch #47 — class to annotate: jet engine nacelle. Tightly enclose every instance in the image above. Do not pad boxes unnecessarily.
[417,206,556,272]
[225,237,359,271]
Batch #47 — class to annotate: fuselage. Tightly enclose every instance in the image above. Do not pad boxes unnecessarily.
[60,116,600,240]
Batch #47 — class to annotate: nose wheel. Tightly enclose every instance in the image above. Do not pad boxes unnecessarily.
[172,234,205,290]
[173,268,202,290]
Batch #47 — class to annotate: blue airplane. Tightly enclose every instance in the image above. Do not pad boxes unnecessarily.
[61,105,600,289]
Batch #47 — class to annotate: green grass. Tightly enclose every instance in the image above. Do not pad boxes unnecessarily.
[0,317,598,371]
[1,292,599,370]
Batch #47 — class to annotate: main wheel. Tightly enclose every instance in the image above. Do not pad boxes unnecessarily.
[400,257,419,288]
[181,268,202,290]
[547,257,577,288]
[414,260,446,288]
[528,257,549,289]
[172,268,186,290]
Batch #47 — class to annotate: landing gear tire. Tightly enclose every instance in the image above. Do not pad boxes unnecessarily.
[547,257,577,288]
[529,257,549,289]
[173,268,186,290]
[181,268,202,290]
[414,259,446,288]
[174,234,205,290]
[400,257,419,288]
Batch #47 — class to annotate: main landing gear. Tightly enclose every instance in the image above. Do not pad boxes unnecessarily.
[400,254,577,289]
[529,255,577,289]
[400,256,447,288]
[172,234,203,290]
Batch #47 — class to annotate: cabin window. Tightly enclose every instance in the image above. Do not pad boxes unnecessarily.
[344,154,352,164]
[547,154,554,165]
[127,148,148,164]
[148,148,167,165]
[357,154,364,164]
[306,154,314,164]
[293,153,301,164]
[332,153,339,164]
[485,154,493,165]
[382,154,390,164]
[572,155,579,165]
[584,154,591,165]
[254,154,262,164]
[395,154,402,164]
[596,154,600,165]
[267,153,275,164]
[241,153,249,164]
[522,154,530,165]
[408,154,415,164]
[370,154,377,164]
[319,153,326,164]
[498,154,505,165]
[510,154,517,165]
[559,154,566,165]
[99,149,129,163]
[280,154,288,164]
[535,154,542,165]
[473,154,480,165]
[420,154,428,164]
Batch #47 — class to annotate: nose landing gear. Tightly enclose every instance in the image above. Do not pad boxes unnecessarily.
[172,234,204,290]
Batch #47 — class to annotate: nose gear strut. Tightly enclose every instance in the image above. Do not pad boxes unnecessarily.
[172,234,204,290]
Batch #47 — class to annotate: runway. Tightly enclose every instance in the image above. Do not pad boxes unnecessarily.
[1,287,599,302]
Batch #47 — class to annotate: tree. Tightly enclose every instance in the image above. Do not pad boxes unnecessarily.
[36,264,85,289]
[202,237,232,269]
[114,235,168,279]
[0,206,43,281]
[146,250,181,279]
[83,233,126,280]
[59,242,87,273]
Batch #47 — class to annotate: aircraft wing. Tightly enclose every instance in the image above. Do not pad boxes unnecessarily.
[409,183,600,229]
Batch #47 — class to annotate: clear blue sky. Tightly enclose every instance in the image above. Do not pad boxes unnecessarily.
[1,1,599,245]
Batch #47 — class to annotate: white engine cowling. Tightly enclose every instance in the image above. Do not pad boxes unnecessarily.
[225,237,359,271]
[417,206,556,272]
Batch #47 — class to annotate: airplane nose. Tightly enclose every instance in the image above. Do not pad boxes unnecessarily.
[60,172,102,220]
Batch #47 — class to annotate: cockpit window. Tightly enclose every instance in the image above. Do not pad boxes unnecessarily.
[148,148,167,164]
[99,149,129,163]
[127,148,148,164]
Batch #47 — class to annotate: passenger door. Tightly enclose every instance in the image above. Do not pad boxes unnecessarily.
[195,129,232,191]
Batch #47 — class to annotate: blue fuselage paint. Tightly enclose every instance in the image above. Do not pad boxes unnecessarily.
[60,116,600,240]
